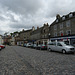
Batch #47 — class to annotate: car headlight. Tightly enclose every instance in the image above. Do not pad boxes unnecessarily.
[70,48,74,50]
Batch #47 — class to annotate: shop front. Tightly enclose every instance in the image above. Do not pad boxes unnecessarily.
[50,35,75,46]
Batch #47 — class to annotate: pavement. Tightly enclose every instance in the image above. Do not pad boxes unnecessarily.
[0,46,75,75]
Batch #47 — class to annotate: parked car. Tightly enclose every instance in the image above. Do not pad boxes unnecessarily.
[26,43,33,48]
[40,44,47,50]
[21,44,24,46]
[36,44,47,50]
[31,44,37,49]
[30,44,34,48]
[23,43,27,47]
[0,44,5,49]
[2,45,5,48]
[36,45,41,50]
[33,44,37,49]
[47,41,75,53]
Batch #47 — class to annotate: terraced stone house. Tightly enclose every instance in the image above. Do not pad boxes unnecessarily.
[49,12,75,46]
[30,23,49,45]
[15,29,32,45]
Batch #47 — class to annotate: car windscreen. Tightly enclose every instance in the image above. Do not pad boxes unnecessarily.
[60,42,68,46]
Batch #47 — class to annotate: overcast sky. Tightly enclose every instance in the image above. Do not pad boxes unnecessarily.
[0,0,75,35]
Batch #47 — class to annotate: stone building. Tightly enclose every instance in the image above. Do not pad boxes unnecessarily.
[10,32,19,45]
[49,12,75,46]
[3,35,11,45]
[41,23,50,45]
[30,26,42,45]
[16,29,32,45]
[30,23,49,45]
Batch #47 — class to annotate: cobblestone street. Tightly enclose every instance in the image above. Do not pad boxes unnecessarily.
[0,46,75,75]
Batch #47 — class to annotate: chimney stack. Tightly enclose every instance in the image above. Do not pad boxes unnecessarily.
[32,26,35,31]
[37,26,39,29]
[56,14,60,19]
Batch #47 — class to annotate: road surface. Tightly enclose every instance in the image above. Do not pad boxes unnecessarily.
[0,46,75,75]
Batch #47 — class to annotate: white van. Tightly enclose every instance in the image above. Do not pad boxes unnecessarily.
[47,41,75,53]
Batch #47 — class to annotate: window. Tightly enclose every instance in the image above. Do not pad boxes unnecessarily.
[42,35,44,38]
[43,35,46,38]
[64,41,69,45]
[56,19,58,22]
[54,32,57,37]
[54,25,57,30]
[69,13,73,18]
[66,30,71,35]
[57,43,62,46]
[48,42,54,45]
[60,23,63,29]
[49,42,56,45]
[66,20,70,27]
[44,30,45,33]
[62,16,65,20]
[60,31,64,36]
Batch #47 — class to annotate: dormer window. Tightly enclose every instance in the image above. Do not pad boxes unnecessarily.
[56,19,58,22]
[62,16,65,20]
[69,13,73,18]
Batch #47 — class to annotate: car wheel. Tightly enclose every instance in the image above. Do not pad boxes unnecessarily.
[62,50,66,54]
[48,48,52,52]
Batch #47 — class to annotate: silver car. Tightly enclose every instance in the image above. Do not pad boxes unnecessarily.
[47,41,75,53]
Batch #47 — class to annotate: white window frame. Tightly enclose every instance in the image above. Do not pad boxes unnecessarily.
[66,20,70,27]
[54,32,57,37]
[60,23,63,29]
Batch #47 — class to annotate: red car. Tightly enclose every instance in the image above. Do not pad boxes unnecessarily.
[0,45,5,49]
[36,44,47,50]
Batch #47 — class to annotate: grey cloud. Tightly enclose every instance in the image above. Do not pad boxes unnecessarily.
[0,16,5,21]
[0,0,43,15]
[0,0,75,34]
[0,28,4,35]
[8,22,33,29]
[45,0,75,18]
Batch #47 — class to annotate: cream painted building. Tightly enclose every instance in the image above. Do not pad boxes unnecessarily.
[0,35,3,44]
